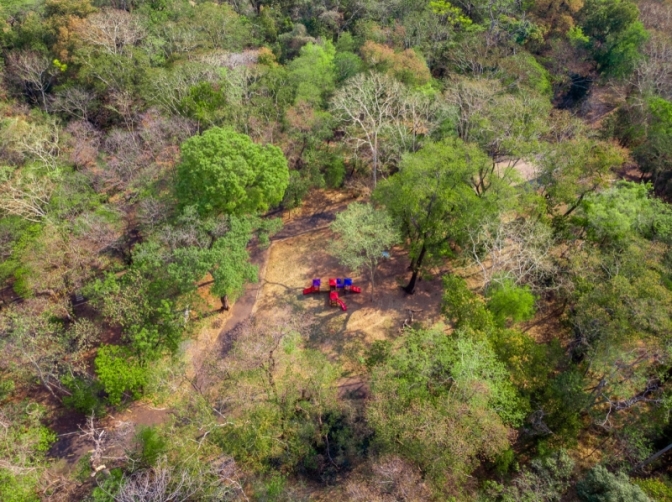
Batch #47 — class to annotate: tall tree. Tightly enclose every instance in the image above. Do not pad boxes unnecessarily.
[176,127,289,216]
[374,138,504,294]
[331,72,407,187]
[287,41,336,107]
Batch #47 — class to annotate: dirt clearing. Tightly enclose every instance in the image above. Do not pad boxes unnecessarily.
[253,227,444,371]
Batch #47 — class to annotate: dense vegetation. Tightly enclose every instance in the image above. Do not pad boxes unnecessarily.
[1,0,672,500]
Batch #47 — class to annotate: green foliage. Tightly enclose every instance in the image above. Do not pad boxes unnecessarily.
[580,0,648,77]
[214,331,357,479]
[582,181,672,244]
[374,139,499,291]
[61,375,105,415]
[429,0,473,27]
[490,328,560,395]
[497,53,552,96]
[634,478,672,502]
[538,138,625,219]
[95,345,148,406]
[365,340,392,370]
[179,81,227,126]
[632,98,672,192]
[0,470,40,502]
[368,326,527,483]
[288,42,336,107]
[333,51,364,83]
[484,449,575,501]
[324,156,346,188]
[486,279,537,327]
[0,378,15,402]
[442,274,495,332]
[208,215,259,300]
[176,127,289,216]
[135,426,167,467]
[0,402,55,502]
[576,465,651,502]
[90,468,124,502]
[330,203,398,295]
[254,473,287,501]
[494,448,516,476]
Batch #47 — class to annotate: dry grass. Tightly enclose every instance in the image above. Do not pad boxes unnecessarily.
[253,227,444,372]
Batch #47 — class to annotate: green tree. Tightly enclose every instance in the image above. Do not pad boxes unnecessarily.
[579,0,648,77]
[367,326,526,484]
[632,98,672,192]
[538,138,626,222]
[176,127,289,216]
[287,41,336,107]
[486,278,537,327]
[133,210,260,311]
[581,181,672,245]
[374,138,503,293]
[330,203,398,299]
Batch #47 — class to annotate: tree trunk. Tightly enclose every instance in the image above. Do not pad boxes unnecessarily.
[632,442,672,472]
[370,266,375,302]
[404,244,427,294]
[220,295,230,311]
[372,135,378,188]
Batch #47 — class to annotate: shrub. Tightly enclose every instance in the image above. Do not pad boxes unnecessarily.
[486,279,536,327]
[576,465,650,502]
[95,345,148,406]
[61,375,105,415]
[634,478,672,502]
[135,426,167,467]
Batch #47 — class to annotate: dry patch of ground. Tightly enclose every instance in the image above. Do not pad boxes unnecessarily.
[253,227,444,372]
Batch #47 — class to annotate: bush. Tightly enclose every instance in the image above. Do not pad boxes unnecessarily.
[634,478,672,502]
[486,279,536,327]
[0,378,15,402]
[61,375,105,415]
[135,426,167,467]
[0,470,39,502]
[90,468,124,502]
[576,465,650,502]
[95,345,148,406]
[484,449,575,501]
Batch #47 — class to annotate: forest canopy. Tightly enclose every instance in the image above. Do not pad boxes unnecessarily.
[1,0,672,500]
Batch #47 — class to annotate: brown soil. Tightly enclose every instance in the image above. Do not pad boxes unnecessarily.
[252,228,444,373]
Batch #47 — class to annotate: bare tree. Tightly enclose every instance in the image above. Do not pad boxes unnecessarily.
[106,458,247,502]
[445,76,550,183]
[80,413,110,476]
[6,51,57,111]
[331,72,408,187]
[78,9,146,56]
[65,120,101,170]
[468,218,559,292]
[631,30,672,100]
[0,170,53,222]
[146,63,220,117]
[2,117,61,170]
[0,299,72,400]
[50,86,95,121]
[345,455,431,501]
